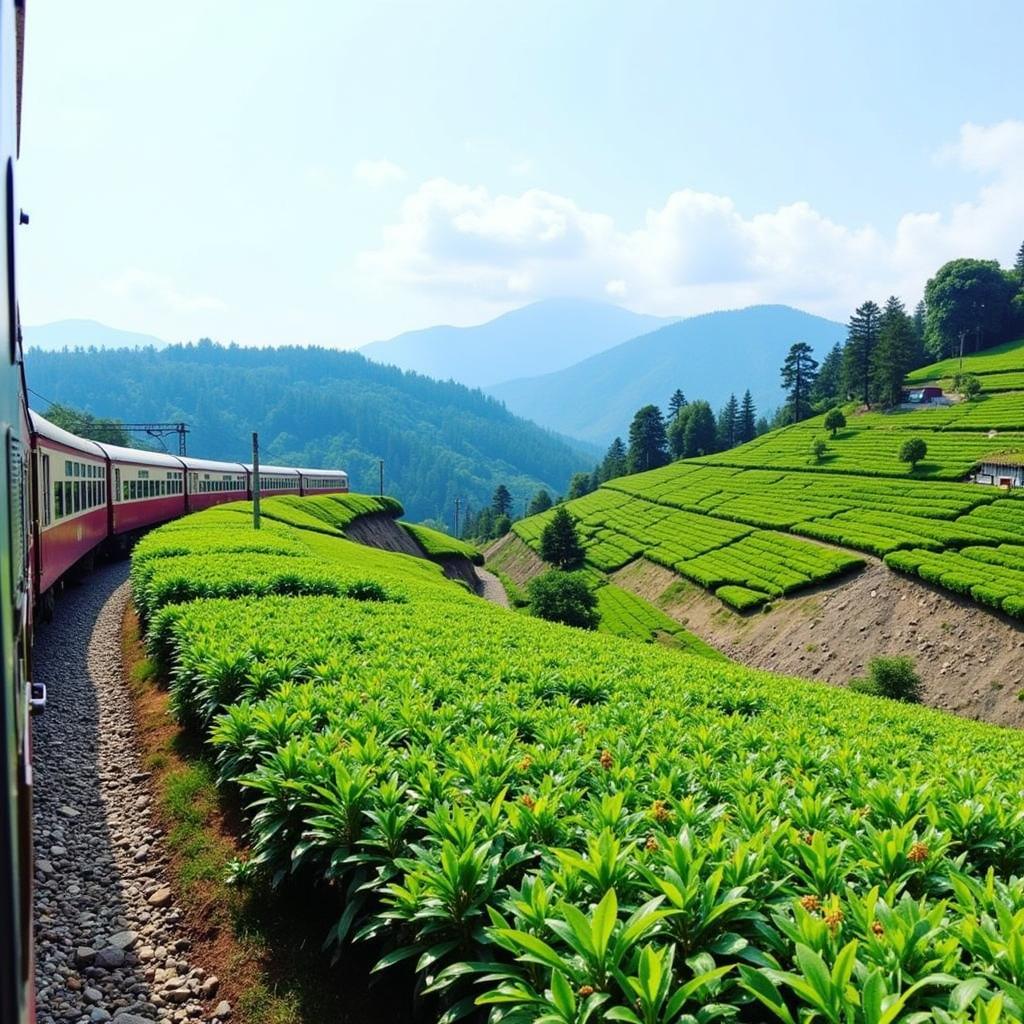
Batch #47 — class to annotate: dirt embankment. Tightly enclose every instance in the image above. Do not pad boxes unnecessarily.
[614,558,1024,728]
[484,532,547,587]
[343,513,500,602]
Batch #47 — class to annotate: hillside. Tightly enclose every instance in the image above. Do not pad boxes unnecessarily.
[488,305,846,443]
[23,318,168,351]
[360,297,673,388]
[503,337,1024,707]
[24,340,589,522]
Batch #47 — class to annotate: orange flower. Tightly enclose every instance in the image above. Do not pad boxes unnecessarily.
[520,794,536,810]
[799,894,821,913]
[651,799,672,822]
[908,842,929,863]
[871,920,885,936]
[802,831,815,845]
[578,985,595,997]
[824,907,844,931]
[599,749,613,770]
[644,835,659,852]
[517,755,533,772]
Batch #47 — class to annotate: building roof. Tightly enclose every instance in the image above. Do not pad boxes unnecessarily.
[979,451,1024,468]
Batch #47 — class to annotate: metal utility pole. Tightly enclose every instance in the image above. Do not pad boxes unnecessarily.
[378,459,384,497]
[454,496,461,537]
[252,432,261,530]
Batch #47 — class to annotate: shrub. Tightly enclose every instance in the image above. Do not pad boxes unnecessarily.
[527,570,598,629]
[539,507,584,569]
[899,438,928,470]
[853,656,924,703]
[811,438,828,462]
[959,374,982,400]
[823,408,846,437]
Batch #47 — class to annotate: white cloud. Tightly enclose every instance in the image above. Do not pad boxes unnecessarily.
[104,269,226,315]
[357,122,1024,320]
[353,158,406,187]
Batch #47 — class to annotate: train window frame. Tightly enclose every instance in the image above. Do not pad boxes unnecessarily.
[41,453,51,525]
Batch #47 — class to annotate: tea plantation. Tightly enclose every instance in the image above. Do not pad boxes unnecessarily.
[136,498,1024,1022]
[515,340,1024,617]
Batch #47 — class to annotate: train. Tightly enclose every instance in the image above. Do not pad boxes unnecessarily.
[0,5,349,1020]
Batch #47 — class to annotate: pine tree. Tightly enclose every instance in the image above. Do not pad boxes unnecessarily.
[738,390,757,443]
[492,484,512,517]
[716,393,740,450]
[843,300,881,405]
[912,300,926,344]
[811,342,844,407]
[682,400,717,457]
[754,415,770,436]
[667,389,687,420]
[600,437,628,481]
[1015,240,1024,281]
[871,296,917,409]
[567,472,593,500]
[627,405,669,473]
[527,489,553,516]
[781,342,819,422]
[539,507,584,569]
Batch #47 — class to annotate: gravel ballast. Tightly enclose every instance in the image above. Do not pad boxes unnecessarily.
[32,563,226,1024]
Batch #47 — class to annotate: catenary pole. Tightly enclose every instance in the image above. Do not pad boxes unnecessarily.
[252,432,261,530]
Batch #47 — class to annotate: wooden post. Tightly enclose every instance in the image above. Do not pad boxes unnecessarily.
[252,432,261,530]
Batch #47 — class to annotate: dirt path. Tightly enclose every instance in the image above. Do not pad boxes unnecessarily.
[475,568,510,607]
[614,558,1024,728]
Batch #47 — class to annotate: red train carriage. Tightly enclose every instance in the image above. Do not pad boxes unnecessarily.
[29,412,110,600]
[98,442,186,535]
[180,456,247,512]
[244,463,300,496]
[297,468,349,495]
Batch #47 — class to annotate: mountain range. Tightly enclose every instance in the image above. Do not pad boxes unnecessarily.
[360,298,673,388]
[23,319,168,351]
[487,305,847,444]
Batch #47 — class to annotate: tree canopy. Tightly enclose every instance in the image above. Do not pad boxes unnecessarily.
[539,507,585,569]
[780,343,819,422]
[626,405,669,473]
[923,258,1017,359]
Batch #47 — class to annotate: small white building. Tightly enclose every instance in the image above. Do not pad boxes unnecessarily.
[974,455,1024,488]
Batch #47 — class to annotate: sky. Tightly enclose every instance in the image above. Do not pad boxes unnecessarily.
[17,0,1024,349]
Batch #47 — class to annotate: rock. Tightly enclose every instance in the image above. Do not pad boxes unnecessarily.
[112,1015,154,1024]
[84,985,103,1003]
[147,887,172,907]
[108,930,139,950]
[75,947,97,967]
[213,1001,232,1019]
[95,946,127,969]
[166,987,191,1004]
[200,975,219,998]
[58,805,80,818]
[90,1010,112,1022]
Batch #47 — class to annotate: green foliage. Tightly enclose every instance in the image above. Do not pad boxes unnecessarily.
[844,301,881,405]
[540,507,585,569]
[850,657,924,703]
[402,521,484,565]
[628,405,669,474]
[781,342,819,422]
[924,258,1018,359]
[44,400,132,445]
[811,438,828,462]
[823,408,846,437]
[958,374,982,400]
[528,488,554,516]
[527,570,599,629]
[899,438,928,470]
[137,507,1024,1022]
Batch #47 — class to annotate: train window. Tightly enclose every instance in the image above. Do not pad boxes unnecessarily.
[64,481,72,512]
[54,481,62,519]
[65,460,71,476]
[42,454,52,525]
[122,481,128,501]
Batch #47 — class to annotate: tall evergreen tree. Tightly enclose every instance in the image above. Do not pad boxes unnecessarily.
[600,437,628,481]
[539,507,584,569]
[781,342,819,422]
[912,300,926,347]
[1015,240,1024,281]
[682,400,717,457]
[627,405,669,473]
[843,300,882,405]
[527,489,553,516]
[667,405,693,459]
[716,393,740,450]
[738,390,757,444]
[667,389,687,420]
[567,472,594,500]
[871,296,917,409]
[811,342,844,407]
[492,484,512,517]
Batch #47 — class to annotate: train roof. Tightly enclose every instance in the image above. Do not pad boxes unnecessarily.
[242,464,300,477]
[296,467,348,478]
[29,410,107,458]
[94,441,184,470]
[179,455,248,474]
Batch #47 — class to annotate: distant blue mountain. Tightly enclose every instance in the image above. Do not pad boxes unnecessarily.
[360,298,675,388]
[487,305,846,445]
[23,319,167,351]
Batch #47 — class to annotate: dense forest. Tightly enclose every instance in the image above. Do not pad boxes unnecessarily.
[25,341,590,523]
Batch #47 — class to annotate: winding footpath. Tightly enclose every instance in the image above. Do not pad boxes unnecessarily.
[31,563,229,1024]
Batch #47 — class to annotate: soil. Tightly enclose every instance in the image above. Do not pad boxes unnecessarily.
[613,557,1024,728]
[343,512,424,556]
[483,532,546,587]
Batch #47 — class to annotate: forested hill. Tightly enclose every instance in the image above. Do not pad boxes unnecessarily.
[25,341,590,522]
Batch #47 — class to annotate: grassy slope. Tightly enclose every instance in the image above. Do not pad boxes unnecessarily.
[134,498,1024,1023]
[513,339,1024,617]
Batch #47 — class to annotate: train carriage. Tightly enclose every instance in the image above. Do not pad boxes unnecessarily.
[297,467,349,495]
[98,442,186,535]
[180,455,247,512]
[244,463,300,496]
[29,412,110,598]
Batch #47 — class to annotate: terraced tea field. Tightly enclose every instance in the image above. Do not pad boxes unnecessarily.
[135,499,1024,1023]
[514,339,1024,615]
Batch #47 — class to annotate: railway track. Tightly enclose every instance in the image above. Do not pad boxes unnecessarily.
[30,565,226,1024]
